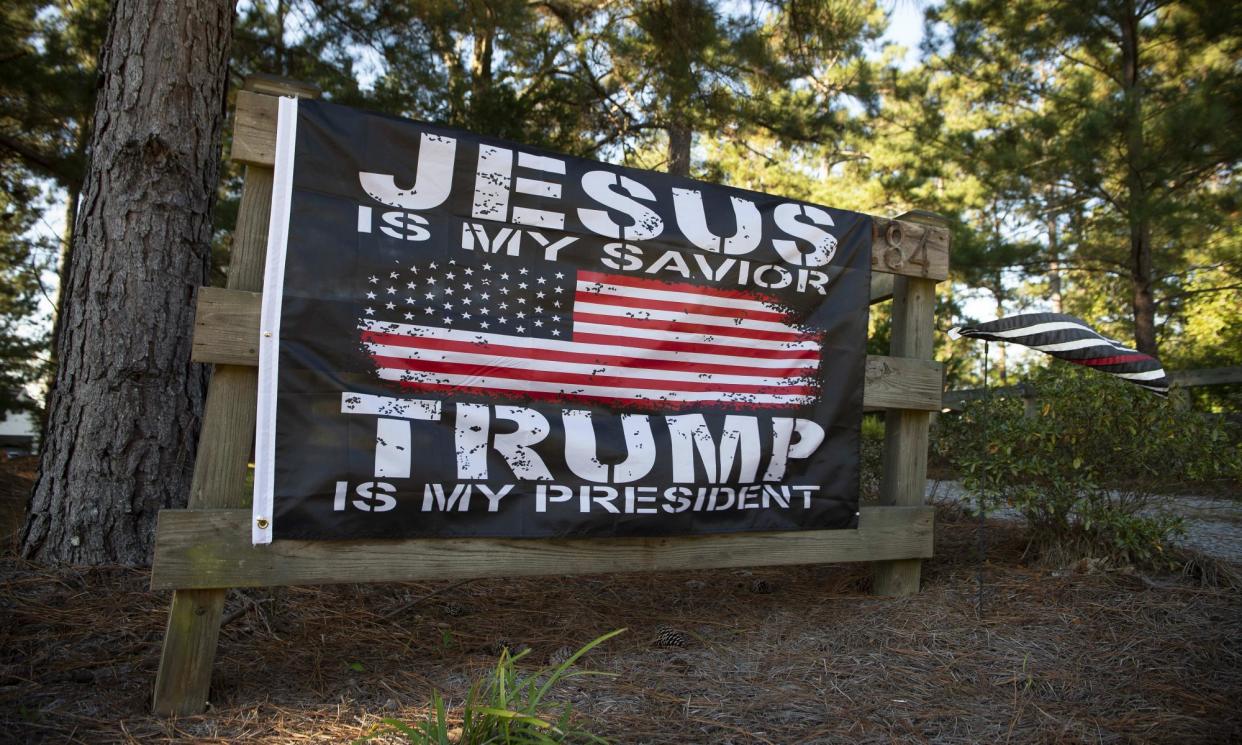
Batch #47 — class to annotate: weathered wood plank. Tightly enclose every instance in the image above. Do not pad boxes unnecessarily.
[1168,366,1242,388]
[188,292,941,411]
[155,193,270,714]
[230,90,280,167]
[872,211,947,597]
[941,365,1242,411]
[870,214,950,281]
[863,356,942,411]
[240,72,321,99]
[224,165,275,291]
[151,589,225,717]
[943,373,1242,407]
[150,506,933,590]
[184,171,271,507]
[870,273,894,304]
[229,90,950,281]
[191,287,262,365]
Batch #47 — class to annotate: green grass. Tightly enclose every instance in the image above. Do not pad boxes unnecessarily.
[360,629,625,744]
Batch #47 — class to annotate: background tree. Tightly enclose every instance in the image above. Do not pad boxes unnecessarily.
[22,0,234,564]
[926,0,1242,358]
[1,0,107,393]
[0,0,106,228]
[0,168,48,419]
[334,0,603,154]
[595,0,884,177]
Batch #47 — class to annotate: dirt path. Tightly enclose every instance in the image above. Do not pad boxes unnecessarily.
[926,480,1242,563]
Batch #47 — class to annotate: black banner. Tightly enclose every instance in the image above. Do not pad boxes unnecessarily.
[253,98,871,542]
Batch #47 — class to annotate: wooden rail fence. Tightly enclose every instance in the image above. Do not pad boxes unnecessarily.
[150,76,953,716]
[942,366,1242,412]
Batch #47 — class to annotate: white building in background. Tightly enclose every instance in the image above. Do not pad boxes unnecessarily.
[0,403,39,455]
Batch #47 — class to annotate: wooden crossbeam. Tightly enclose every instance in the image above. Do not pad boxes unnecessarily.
[150,505,934,591]
[869,273,895,303]
[941,366,1242,412]
[1168,366,1242,388]
[188,287,943,412]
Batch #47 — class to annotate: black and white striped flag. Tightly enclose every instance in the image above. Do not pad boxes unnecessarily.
[948,312,1169,396]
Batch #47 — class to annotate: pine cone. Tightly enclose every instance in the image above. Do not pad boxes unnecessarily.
[482,639,513,656]
[654,625,688,648]
[547,645,575,667]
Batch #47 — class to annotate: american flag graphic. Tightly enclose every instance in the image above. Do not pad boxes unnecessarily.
[358,253,823,408]
[949,312,1169,395]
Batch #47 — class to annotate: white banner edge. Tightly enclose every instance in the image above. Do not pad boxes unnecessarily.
[251,95,299,545]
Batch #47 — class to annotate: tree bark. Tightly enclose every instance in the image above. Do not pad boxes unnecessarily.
[1120,0,1157,356]
[22,0,234,565]
[1045,189,1062,313]
[274,0,288,76]
[667,121,691,177]
[470,8,495,96]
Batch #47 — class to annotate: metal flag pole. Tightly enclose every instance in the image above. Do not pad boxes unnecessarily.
[978,340,989,619]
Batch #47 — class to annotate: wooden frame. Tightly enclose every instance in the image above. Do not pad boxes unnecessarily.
[151,78,952,716]
[942,366,1242,411]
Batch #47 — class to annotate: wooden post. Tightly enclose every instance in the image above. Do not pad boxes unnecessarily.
[152,76,318,716]
[873,210,948,596]
[1022,388,1040,418]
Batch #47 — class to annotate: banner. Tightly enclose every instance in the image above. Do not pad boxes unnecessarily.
[252,98,872,543]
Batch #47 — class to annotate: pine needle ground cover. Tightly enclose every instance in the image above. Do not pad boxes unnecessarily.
[1,511,1239,744]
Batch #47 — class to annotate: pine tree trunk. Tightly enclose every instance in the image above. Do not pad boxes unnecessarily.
[1120,0,1158,357]
[1045,190,1063,313]
[667,122,692,177]
[22,0,233,566]
[1130,222,1157,356]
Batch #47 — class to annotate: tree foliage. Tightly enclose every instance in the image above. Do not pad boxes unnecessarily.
[0,169,48,418]
[0,0,106,196]
[924,0,1242,359]
[0,0,106,413]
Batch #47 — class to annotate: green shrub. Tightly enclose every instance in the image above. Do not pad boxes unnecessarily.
[859,414,884,504]
[1025,366,1241,492]
[361,629,624,745]
[936,365,1241,568]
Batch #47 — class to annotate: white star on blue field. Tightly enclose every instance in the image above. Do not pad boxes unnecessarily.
[363,254,576,341]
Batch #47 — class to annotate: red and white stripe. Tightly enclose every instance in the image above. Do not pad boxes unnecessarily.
[361,271,821,407]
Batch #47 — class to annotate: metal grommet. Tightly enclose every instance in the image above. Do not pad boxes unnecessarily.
[263,331,273,337]
[256,517,270,530]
